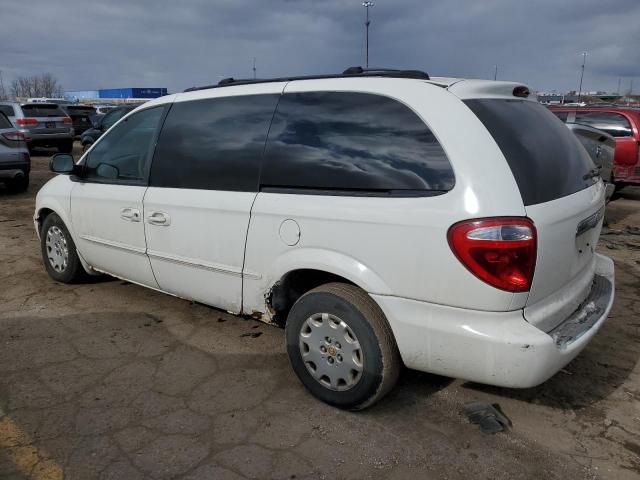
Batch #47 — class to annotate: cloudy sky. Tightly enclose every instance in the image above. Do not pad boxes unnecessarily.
[1,0,638,94]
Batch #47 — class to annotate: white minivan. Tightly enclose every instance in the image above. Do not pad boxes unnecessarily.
[35,68,615,409]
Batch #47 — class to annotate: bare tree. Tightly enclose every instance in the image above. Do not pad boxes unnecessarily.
[0,71,7,100]
[10,73,64,99]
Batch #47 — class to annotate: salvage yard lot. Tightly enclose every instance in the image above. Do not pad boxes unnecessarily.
[1,145,639,480]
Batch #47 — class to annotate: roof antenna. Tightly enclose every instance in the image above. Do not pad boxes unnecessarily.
[253,57,257,79]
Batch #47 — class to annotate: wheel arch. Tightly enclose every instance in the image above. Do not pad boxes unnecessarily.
[261,249,392,326]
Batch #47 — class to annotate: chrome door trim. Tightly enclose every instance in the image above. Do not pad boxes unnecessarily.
[79,234,147,255]
[147,249,262,279]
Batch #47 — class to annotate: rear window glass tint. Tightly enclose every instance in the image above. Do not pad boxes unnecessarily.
[261,92,454,195]
[0,113,12,128]
[0,105,14,117]
[466,99,596,206]
[21,104,65,117]
[574,111,632,137]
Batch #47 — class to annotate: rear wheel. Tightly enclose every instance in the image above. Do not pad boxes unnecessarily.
[286,282,401,410]
[58,140,74,154]
[6,174,28,193]
[40,213,87,283]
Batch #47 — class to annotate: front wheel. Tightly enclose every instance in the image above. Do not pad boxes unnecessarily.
[286,282,401,410]
[40,213,87,283]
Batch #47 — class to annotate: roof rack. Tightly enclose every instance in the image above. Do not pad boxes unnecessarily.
[184,66,430,92]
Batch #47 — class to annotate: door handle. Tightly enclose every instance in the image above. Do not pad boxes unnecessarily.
[147,211,171,226]
[120,208,141,222]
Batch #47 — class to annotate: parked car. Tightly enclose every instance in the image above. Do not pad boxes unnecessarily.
[93,105,116,115]
[80,104,138,151]
[549,106,640,190]
[36,68,615,409]
[61,105,96,137]
[0,112,30,192]
[565,123,615,201]
[0,102,74,153]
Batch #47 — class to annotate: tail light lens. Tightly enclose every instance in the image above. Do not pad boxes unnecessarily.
[2,131,26,141]
[63,117,72,124]
[16,118,38,126]
[448,217,537,293]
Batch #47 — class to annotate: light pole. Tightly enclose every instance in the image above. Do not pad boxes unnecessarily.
[577,52,587,103]
[493,65,498,81]
[362,2,374,68]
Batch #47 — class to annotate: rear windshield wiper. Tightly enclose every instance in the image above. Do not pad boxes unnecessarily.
[583,165,602,180]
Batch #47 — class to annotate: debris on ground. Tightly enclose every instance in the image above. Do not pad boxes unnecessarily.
[464,401,512,434]
[240,332,263,338]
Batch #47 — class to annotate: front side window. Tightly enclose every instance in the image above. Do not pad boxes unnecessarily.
[574,111,633,137]
[84,107,164,184]
[261,92,454,195]
[150,94,280,191]
[101,108,127,130]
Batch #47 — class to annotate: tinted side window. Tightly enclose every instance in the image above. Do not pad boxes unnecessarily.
[0,113,11,128]
[101,109,126,130]
[261,92,454,195]
[150,94,279,191]
[0,105,14,117]
[574,111,632,137]
[85,107,164,184]
[466,99,595,206]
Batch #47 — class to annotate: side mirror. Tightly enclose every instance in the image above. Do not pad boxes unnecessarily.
[49,154,75,174]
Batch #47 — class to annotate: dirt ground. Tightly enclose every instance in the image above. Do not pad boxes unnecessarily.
[0,144,639,480]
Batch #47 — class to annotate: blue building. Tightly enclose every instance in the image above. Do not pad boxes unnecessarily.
[65,87,168,101]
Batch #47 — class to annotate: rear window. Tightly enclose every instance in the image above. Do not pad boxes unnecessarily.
[574,111,633,137]
[21,104,66,117]
[0,105,14,117]
[0,113,12,128]
[261,92,454,195]
[65,106,95,113]
[466,99,596,206]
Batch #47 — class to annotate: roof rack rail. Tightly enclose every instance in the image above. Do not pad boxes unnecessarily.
[183,66,430,92]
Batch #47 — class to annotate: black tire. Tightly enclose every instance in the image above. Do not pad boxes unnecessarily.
[58,140,74,154]
[6,174,28,193]
[40,213,87,283]
[286,282,401,410]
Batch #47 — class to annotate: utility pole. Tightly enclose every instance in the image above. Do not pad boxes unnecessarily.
[362,2,374,68]
[493,65,498,81]
[617,77,622,95]
[577,52,587,103]
[253,57,257,79]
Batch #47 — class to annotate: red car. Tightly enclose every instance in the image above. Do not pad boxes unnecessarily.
[549,106,640,189]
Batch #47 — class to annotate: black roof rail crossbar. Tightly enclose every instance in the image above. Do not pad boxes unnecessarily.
[183,66,430,92]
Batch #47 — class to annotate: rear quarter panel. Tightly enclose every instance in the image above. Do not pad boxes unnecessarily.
[243,79,529,316]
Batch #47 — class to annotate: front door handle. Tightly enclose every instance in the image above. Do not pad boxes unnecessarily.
[120,208,141,222]
[147,211,171,226]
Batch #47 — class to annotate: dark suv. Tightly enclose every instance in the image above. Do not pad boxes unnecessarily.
[80,105,138,151]
[62,105,96,137]
[0,102,74,153]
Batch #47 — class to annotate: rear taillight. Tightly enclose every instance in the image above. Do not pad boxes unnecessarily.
[16,118,38,126]
[448,217,537,293]
[63,117,72,124]
[1,131,25,141]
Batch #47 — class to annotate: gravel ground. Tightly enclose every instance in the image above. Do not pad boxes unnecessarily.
[0,144,639,480]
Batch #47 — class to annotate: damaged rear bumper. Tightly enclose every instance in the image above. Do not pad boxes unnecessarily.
[371,253,615,388]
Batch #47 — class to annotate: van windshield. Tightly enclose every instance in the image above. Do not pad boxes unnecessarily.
[465,99,596,206]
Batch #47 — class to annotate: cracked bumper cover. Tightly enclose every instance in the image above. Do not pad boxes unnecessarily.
[372,254,615,388]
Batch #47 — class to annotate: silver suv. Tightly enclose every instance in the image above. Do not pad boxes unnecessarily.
[0,102,74,153]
